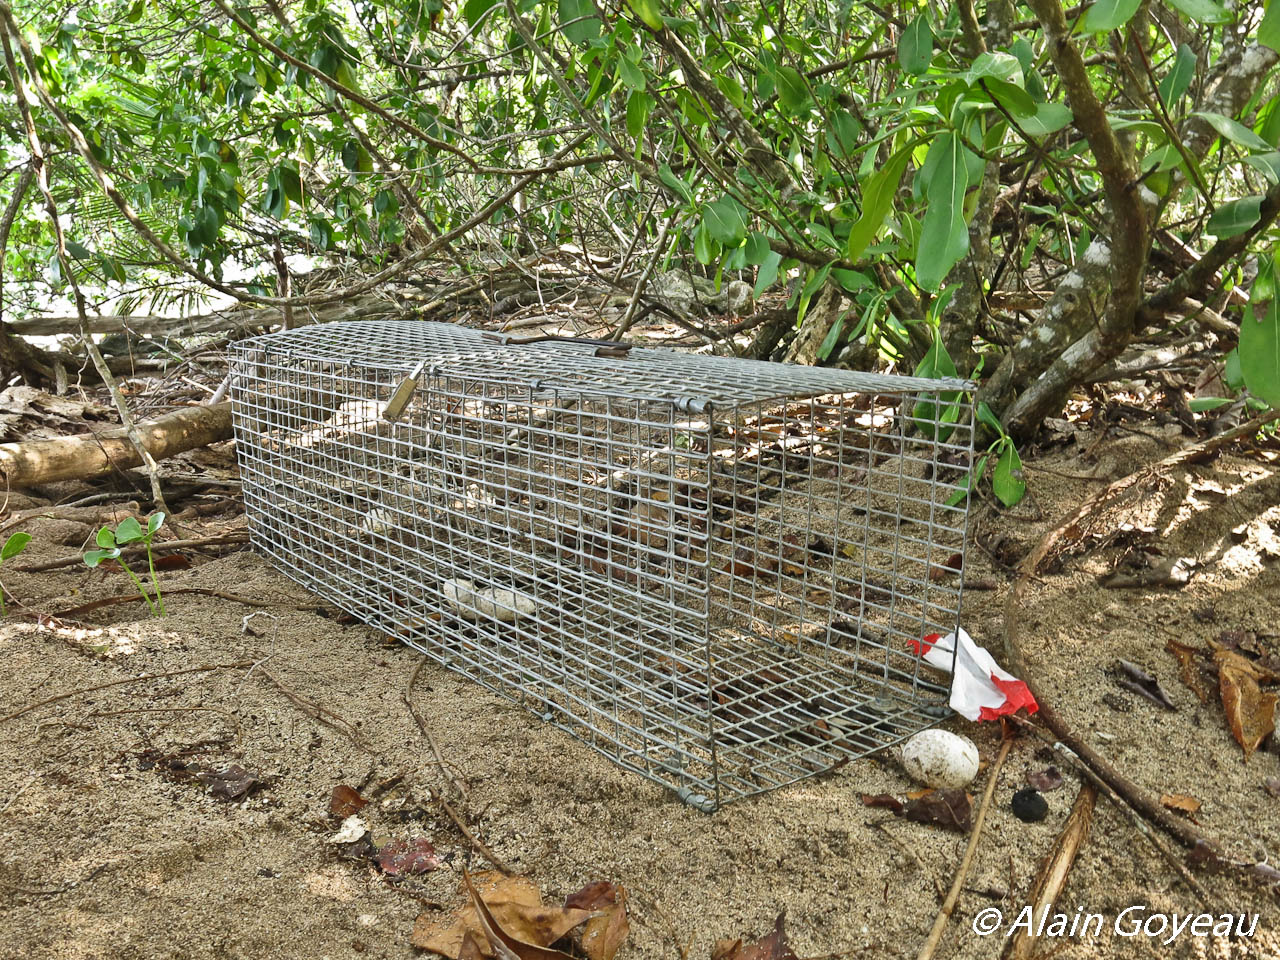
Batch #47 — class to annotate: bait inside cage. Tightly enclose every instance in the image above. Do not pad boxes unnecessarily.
[230,321,974,810]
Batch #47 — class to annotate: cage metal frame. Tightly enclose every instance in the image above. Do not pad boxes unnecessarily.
[230,321,974,810]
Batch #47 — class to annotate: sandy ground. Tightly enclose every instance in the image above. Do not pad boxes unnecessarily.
[1,423,1278,960]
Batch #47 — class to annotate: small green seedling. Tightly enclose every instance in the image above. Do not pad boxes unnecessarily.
[946,403,1026,508]
[84,513,167,617]
[912,329,1026,508]
[0,531,32,616]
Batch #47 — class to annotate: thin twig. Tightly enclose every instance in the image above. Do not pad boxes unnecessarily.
[0,661,254,725]
[430,786,512,875]
[404,654,468,801]
[50,587,279,619]
[1003,781,1097,960]
[916,737,1014,960]
[0,22,171,517]
[0,775,37,814]
[258,668,369,749]
[1010,720,1211,904]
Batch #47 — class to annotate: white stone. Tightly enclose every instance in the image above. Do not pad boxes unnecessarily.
[441,578,537,622]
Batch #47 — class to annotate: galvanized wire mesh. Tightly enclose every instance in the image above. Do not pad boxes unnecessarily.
[230,321,975,809]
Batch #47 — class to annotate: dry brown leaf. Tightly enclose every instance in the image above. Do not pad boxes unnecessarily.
[459,931,486,960]
[1165,639,1210,704]
[928,551,964,582]
[712,914,797,960]
[1216,649,1279,760]
[412,872,590,960]
[860,793,905,813]
[579,887,629,960]
[375,837,441,876]
[565,881,617,911]
[1160,793,1202,817]
[464,869,579,960]
[903,788,972,833]
[329,784,368,818]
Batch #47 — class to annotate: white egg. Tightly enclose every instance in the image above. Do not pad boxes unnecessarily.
[898,729,980,789]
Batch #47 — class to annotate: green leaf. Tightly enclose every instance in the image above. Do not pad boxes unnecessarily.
[278,161,303,205]
[776,66,811,114]
[898,14,933,75]
[992,441,1026,506]
[98,254,126,284]
[626,91,651,139]
[912,330,963,439]
[982,78,1037,117]
[1224,347,1245,391]
[147,512,166,535]
[1158,44,1196,111]
[1245,151,1280,184]
[1,532,31,562]
[1240,299,1280,409]
[946,453,989,506]
[966,51,1023,87]
[846,143,912,262]
[1188,397,1234,412]
[976,401,1006,437]
[1019,102,1073,136]
[65,239,91,259]
[796,262,833,324]
[1192,112,1273,153]
[96,526,117,549]
[744,232,772,266]
[334,60,360,94]
[753,250,782,297]
[826,111,861,158]
[1142,144,1185,174]
[831,269,872,293]
[463,0,500,27]
[341,140,371,173]
[115,517,145,544]
[658,163,692,203]
[1207,196,1263,238]
[702,196,749,246]
[310,217,333,250]
[816,309,847,361]
[916,132,978,292]
[693,223,718,265]
[1011,37,1036,77]
[617,55,645,90]
[1262,0,1280,53]
[558,0,601,44]
[83,548,118,568]
[623,0,663,30]
[1081,0,1142,32]
[914,328,960,381]
[1164,0,1230,23]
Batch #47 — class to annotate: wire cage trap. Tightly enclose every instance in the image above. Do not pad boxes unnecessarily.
[230,321,975,810]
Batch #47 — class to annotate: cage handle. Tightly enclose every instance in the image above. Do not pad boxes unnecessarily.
[481,332,633,358]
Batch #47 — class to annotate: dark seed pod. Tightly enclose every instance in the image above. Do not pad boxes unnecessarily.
[1011,787,1049,823]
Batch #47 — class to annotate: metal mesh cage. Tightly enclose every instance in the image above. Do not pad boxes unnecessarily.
[230,321,975,810]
